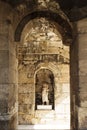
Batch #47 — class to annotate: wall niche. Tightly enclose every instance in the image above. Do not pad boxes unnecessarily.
[35,69,54,110]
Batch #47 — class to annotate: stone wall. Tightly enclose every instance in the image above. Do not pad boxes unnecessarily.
[18,59,70,128]
[70,18,87,130]
[76,18,87,130]
[0,2,18,130]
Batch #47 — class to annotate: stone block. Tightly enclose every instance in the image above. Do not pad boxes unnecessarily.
[18,93,34,105]
[8,84,17,111]
[79,82,87,92]
[0,83,17,113]
[79,92,87,107]
[79,49,87,61]
[77,18,87,28]
[55,104,65,114]
[9,53,17,70]
[18,64,35,83]
[0,34,9,50]
[0,99,8,113]
[0,51,17,84]
[40,118,54,124]
[55,83,62,93]
[64,104,70,114]
[0,86,8,101]
[78,107,87,129]
[18,83,35,93]
[18,114,35,125]
[0,51,9,67]
[55,92,70,104]
[62,83,70,93]
[19,105,34,114]
[79,60,87,75]
[79,76,87,84]
[9,69,17,84]
[35,110,54,118]
[9,43,16,57]
[0,113,17,130]
[0,22,9,35]
[0,67,9,83]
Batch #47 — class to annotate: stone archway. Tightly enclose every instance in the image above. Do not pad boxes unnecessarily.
[16,15,71,129]
[35,68,55,109]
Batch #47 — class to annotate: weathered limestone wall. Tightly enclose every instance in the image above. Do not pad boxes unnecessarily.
[18,17,70,129]
[0,2,18,130]
[77,18,87,130]
[71,18,87,130]
[18,60,70,129]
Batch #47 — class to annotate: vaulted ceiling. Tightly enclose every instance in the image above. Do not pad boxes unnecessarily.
[1,0,87,21]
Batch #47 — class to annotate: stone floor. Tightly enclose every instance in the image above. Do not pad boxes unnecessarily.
[18,125,70,130]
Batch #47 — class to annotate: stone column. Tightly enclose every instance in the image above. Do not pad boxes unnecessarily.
[77,18,87,130]
[70,18,87,130]
[70,24,79,130]
[0,2,18,130]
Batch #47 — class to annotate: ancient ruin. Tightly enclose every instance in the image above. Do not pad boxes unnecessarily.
[0,0,87,130]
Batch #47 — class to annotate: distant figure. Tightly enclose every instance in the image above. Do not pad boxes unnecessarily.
[42,83,49,105]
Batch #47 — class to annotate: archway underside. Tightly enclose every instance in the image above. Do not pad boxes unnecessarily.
[15,10,73,45]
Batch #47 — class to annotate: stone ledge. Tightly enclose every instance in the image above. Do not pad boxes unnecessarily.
[37,105,52,110]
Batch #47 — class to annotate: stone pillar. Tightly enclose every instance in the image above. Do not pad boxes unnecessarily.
[77,18,87,130]
[70,18,87,130]
[70,24,79,130]
[0,2,18,130]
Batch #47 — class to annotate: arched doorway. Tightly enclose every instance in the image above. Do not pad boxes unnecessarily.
[17,17,71,129]
[35,68,55,110]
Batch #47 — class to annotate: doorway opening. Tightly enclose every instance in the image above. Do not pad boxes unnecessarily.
[17,17,70,129]
[35,68,55,110]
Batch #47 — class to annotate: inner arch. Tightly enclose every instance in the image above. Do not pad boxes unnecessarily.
[15,10,72,44]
